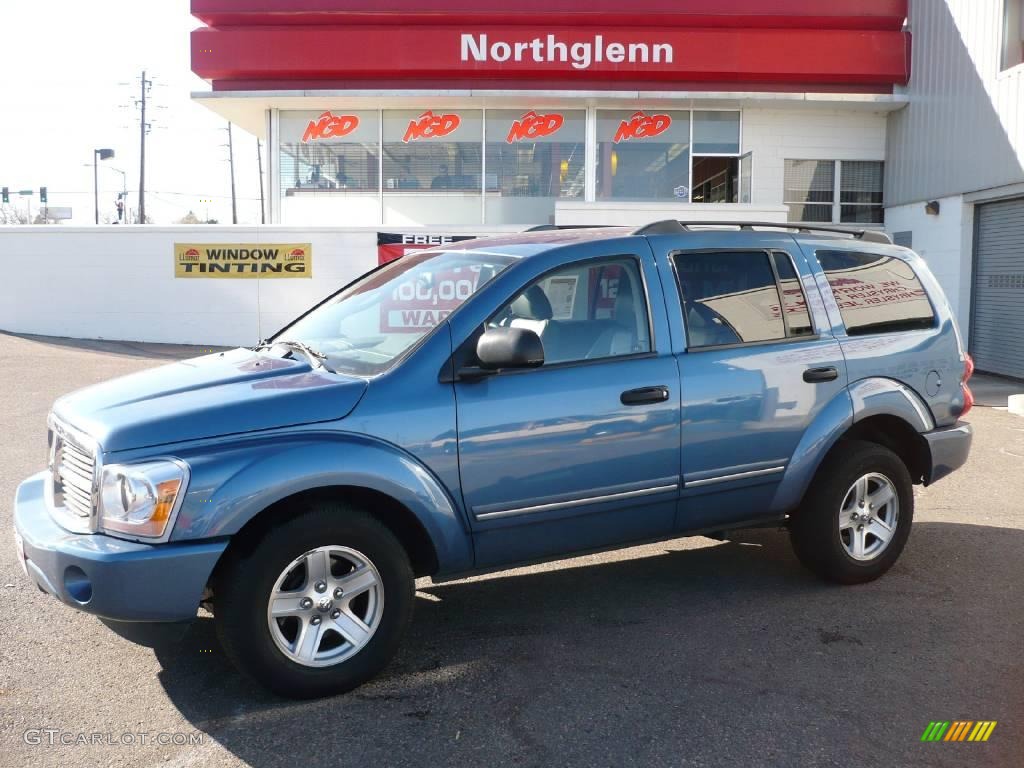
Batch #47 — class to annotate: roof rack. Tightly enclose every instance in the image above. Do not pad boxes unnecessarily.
[523,224,606,232]
[632,220,893,244]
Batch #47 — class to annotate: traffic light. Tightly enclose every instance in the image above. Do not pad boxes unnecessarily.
[1,187,8,204]
[39,187,48,204]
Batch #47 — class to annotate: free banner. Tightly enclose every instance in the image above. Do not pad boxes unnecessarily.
[376,232,479,265]
[175,243,312,278]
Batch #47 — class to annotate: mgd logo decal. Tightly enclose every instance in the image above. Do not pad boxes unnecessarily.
[302,111,360,142]
[403,111,461,142]
[506,111,564,143]
[613,111,672,143]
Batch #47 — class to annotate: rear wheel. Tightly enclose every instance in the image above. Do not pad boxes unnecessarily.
[214,502,414,698]
[789,440,914,584]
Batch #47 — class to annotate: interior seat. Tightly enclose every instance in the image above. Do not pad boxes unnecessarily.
[508,285,553,338]
[584,271,640,359]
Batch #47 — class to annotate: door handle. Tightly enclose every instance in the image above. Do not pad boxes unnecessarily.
[803,366,839,383]
[621,386,670,406]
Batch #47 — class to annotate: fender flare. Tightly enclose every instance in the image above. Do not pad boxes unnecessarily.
[169,431,474,574]
[770,377,933,514]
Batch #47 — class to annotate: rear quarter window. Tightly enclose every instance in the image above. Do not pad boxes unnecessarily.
[816,250,936,335]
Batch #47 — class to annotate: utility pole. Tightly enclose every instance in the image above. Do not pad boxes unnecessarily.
[226,122,238,224]
[137,71,152,223]
[256,138,266,225]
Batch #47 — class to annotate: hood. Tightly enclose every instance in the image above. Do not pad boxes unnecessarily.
[53,348,368,453]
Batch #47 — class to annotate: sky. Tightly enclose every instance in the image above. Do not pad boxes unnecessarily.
[0,1,262,225]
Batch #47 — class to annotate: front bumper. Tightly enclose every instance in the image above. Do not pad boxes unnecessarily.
[923,421,973,485]
[12,471,227,622]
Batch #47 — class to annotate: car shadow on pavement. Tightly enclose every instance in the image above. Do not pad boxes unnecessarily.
[151,522,1024,768]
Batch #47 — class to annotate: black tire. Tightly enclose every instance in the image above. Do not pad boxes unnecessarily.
[789,440,914,585]
[214,501,414,699]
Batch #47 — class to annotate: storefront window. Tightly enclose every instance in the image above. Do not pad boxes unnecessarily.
[382,110,482,225]
[690,111,741,203]
[784,159,884,225]
[276,107,748,224]
[596,110,691,201]
[484,109,585,225]
[839,161,884,224]
[279,110,380,225]
[784,159,835,223]
[692,111,740,154]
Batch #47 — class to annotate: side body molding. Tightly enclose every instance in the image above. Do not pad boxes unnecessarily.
[770,377,934,514]
[159,431,474,574]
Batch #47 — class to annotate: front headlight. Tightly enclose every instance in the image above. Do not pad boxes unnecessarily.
[99,459,189,540]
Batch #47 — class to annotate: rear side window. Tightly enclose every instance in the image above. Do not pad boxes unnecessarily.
[673,250,813,349]
[817,250,935,336]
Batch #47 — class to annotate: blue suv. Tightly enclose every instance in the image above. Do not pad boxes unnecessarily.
[13,221,974,698]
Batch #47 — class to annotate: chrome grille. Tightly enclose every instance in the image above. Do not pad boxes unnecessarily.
[49,418,98,528]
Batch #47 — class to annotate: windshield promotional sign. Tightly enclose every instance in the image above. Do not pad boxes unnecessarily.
[174,243,312,278]
[376,232,479,266]
[377,232,485,332]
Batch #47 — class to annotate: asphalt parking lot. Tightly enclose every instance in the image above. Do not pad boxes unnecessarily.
[0,331,1021,767]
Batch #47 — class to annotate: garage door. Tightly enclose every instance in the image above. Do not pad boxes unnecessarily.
[971,197,1024,379]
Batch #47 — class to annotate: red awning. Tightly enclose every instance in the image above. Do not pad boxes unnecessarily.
[191,0,909,92]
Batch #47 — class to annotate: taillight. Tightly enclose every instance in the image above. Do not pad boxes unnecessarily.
[960,353,975,418]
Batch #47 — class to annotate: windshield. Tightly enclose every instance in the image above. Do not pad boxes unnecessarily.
[272,249,516,376]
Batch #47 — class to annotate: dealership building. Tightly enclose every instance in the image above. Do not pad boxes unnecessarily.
[187,0,1023,376]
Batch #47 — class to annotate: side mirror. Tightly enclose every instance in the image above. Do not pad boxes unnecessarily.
[476,327,544,370]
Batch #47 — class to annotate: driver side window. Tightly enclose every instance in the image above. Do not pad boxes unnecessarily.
[489,257,652,365]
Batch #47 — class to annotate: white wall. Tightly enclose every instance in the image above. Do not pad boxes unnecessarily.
[742,107,889,209]
[886,0,1024,206]
[0,105,893,349]
[884,195,974,339]
[0,224,514,348]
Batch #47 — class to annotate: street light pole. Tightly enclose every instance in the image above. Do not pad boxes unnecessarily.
[83,164,129,222]
[93,148,115,224]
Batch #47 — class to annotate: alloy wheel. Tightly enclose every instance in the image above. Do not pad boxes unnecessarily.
[838,472,900,562]
[266,545,384,667]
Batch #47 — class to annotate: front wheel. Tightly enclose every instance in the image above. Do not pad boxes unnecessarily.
[789,440,914,584]
[214,502,414,699]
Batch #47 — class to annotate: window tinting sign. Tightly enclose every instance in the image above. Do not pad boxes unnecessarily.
[505,111,565,143]
[174,243,312,279]
[403,111,462,142]
[613,111,672,143]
